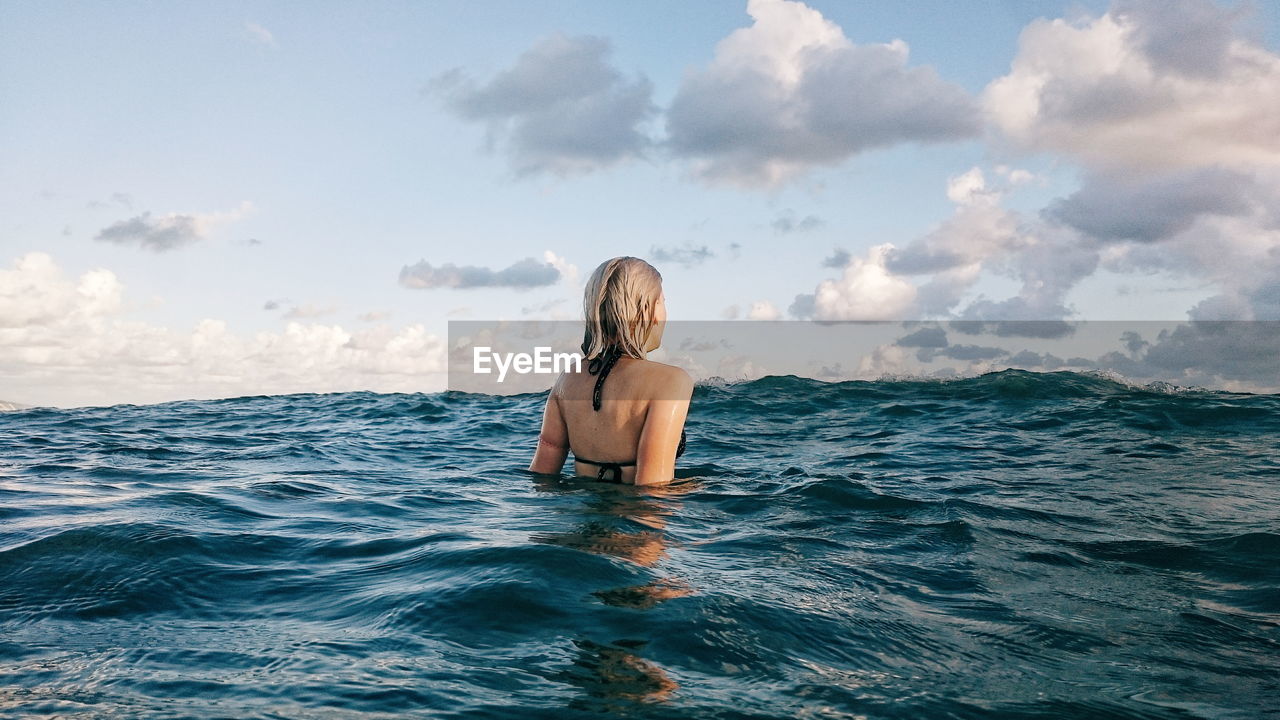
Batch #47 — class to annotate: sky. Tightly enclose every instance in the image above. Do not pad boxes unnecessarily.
[3,0,1279,407]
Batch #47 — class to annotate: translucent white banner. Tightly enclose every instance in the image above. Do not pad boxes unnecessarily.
[448,320,1280,395]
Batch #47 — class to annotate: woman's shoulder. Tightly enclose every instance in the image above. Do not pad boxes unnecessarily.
[637,359,694,394]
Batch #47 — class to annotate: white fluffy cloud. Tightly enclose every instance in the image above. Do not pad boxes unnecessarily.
[839,158,1280,326]
[437,0,976,188]
[542,250,580,288]
[789,171,975,320]
[984,0,1280,173]
[746,300,781,320]
[976,0,1280,321]
[0,253,445,408]
[665,0,979,187]
[907,170,1103,326]
[796,0,1280,326]
[888,167,1024,277]
[793,166,1107,325]
[794,243,918,321]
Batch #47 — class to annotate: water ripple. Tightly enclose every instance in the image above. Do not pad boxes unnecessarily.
[1,369,1277,718]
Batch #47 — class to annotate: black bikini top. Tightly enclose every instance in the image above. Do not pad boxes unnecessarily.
[570,345,687,482]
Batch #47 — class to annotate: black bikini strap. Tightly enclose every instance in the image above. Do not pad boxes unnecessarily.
[595,462,625,482]
[578,345,634,481]
[586,345,622,411]
[572,454,635,483]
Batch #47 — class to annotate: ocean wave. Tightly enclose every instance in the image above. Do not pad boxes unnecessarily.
[0,368,1276,717]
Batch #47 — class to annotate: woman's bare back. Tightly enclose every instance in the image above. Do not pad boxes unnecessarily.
[532,356,692,485]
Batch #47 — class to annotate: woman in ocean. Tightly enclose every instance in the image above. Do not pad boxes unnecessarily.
[529,256,693,485]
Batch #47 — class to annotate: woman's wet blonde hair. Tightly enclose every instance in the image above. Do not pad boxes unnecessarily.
[581,256,663,359]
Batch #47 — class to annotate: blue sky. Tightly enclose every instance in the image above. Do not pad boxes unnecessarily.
[3,0,1279,406]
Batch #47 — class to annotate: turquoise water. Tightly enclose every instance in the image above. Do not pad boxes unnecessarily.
[1,369,1278,718]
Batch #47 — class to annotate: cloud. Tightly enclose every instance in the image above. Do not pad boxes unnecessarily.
[851,342,914,378]
[953,319,1078,340]
[911,263,985,318]
[1095,321,1280,387]
[896,326,948,348]
[0,252,445,407]
[858,166,1104,324]
[975,0,1280,323]
[542,250,580,287]
[433,33,655,177]
[1090,170,1280,320]
[994,165,1039,187]
[650,244,713,268]
[945,167,1002,206]
[772,211,824,234]
[1118,0,1247,78]
[1043,166,1258,242]
[244,22,276,47]
[398,257,560,290]
[747,300,781,320]
[679,337,730,352]
[870,321,1280,388]
[714,354,770,382]
[665,0,979,188]
[955,226,1101,325]
[884,168,1023,277]
[96,214,200,252]
[788,293,814,319]
[983,0,1280,173]
[358,311,391,323]
[793,243,918,320]
[821,249,850,268]
[783,164,1127,326]
[931,343,1008,361]
[667,317,1278,391]
[1,252,122,329]
[94,201,253,252]
[801,166,1037,321]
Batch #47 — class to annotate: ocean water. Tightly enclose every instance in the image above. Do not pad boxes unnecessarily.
[1,369,1278,719]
